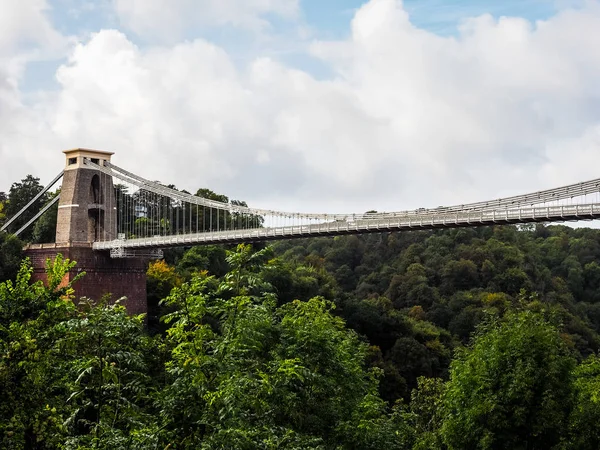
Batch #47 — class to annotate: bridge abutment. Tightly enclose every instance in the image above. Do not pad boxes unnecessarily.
[25,243,148,315]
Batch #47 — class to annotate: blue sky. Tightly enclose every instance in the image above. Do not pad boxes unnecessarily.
[24,0,585,91]
[46,0,581,39]
[302,0,571,36]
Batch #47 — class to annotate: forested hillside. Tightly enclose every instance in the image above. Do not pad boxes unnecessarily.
[271,225,600,401]
[149,223,600,448]
[4,175,600,447]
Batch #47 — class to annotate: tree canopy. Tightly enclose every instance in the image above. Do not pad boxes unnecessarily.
[3,177,600,448]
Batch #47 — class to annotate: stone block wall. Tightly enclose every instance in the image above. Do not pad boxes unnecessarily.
[25,244,148,315]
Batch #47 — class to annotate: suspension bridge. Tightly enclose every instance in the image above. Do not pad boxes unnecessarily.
[3,148,600,257]
[2,148,599,314]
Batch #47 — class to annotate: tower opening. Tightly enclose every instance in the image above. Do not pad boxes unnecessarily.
[90,174,102,204]
[88,174,105,242]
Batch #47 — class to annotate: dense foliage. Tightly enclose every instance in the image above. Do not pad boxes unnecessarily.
[4,173,600,447]
[0,247,410,448]
[272,225,600,401]
[0,176,58,244]
[4,227,600,448]
[0,231,23,282]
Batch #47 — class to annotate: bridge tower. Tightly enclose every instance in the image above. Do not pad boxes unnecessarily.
[56,149,117,244]
[25,149,148,315]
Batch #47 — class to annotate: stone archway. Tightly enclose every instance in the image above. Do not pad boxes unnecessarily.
[88,174,104,241]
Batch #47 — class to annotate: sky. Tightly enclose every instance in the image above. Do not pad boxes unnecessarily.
[1,0,599,215]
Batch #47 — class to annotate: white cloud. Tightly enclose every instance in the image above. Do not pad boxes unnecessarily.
[0,0,69,88]
[0,0,66,55]
[112,0,300,41]
[309,0,600,207]
[0,1,70,185]
[2,0,600,218]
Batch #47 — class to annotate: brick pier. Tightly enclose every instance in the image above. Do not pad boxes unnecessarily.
[25,243,148,315]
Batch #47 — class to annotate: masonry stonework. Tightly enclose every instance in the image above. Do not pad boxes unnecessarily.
[26,244,148,315]
[56,148,117,244]
[24,149,149,316]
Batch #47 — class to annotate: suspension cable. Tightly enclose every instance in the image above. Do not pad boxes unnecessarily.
[1,170,64,232]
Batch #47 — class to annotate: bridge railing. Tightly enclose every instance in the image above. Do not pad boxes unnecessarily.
[92,203,600,252]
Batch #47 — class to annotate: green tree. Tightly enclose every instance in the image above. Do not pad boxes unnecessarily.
[155,244,407,448]
[177,245,229,277]
[32,190,59,244]
[583,262,600,303]
[0,255,81,448]
[58,298,158,449]
[0,232,23,282]
[410,377,446,450]
[566,354,600,449]
[4,175,47,241]
[0,256,161,449]
[441,259,479,293]
[146,259,182,332]
[442,311,575,450]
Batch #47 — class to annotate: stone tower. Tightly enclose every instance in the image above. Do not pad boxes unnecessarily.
[25,148,149,316]
[56,148,117,244]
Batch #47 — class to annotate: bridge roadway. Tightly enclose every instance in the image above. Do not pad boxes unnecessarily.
[93,203,600,253]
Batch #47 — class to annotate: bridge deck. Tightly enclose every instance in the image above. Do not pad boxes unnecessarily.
[92,203,600,251]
